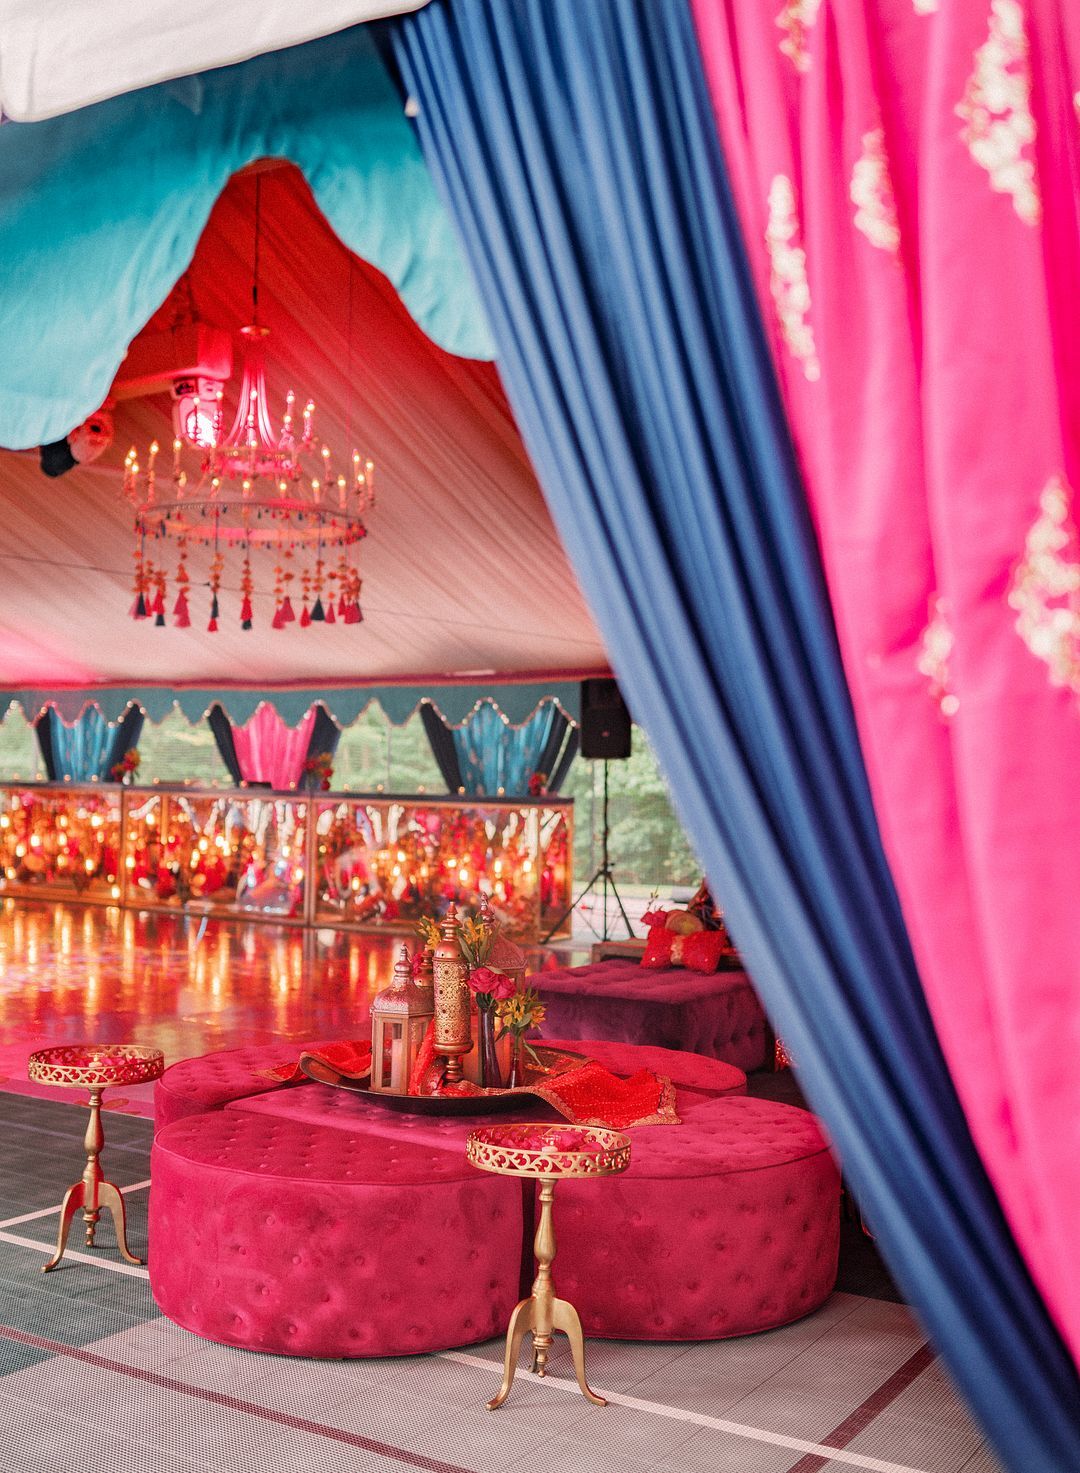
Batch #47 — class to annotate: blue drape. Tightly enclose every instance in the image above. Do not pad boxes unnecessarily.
[297,705,342,791]
[36,706,144,782]
[393,3,1080,1467]
[422,698,576,795]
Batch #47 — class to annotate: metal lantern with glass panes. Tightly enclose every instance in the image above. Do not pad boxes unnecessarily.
[370,945,435,1095]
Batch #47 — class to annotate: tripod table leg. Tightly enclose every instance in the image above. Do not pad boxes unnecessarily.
[42,1182,85,1273]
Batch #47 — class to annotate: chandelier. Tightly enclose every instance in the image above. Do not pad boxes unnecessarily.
[122,326,374,632]
[121,177,374,633]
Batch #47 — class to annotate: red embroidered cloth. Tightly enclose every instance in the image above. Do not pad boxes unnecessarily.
[263,1036,678,1130]
[262,1040,373,1084]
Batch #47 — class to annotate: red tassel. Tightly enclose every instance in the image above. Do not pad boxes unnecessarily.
[240,596,253,623]
[300,605,312,628]
[207,617,218,632]
[130,595,147,620]
[272,607,285,630]
[324,602,336,625]
[152,589,165,616]
[280,596,296,624]
[343,603,361,625]
[175,613,191,629]
[337,595,347,616]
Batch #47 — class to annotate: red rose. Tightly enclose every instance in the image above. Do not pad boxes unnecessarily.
[468,966,516,1001]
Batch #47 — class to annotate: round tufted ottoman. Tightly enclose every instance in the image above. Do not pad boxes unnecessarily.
[552,1096,839,1341]
[154,1039,366,1133]
[149,1109,521,1358]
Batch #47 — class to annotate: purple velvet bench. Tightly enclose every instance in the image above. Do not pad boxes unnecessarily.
[537,957,771,1073]
[150,1039,838,1357]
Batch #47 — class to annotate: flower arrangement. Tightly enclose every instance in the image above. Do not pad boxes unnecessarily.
[302,751,334,791]
[110,749,140,783]
[497,985,546,1034]
[527,770,549,797]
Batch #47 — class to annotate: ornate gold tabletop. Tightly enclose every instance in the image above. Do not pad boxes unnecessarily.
[467,1122,631,1410]
[28,1043,164,1091]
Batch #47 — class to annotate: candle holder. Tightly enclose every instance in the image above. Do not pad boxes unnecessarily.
[432,905,471,1084]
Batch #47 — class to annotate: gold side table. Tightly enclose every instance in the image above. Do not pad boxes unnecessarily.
[467,1122,631,1410]
[28,1044,164,1272]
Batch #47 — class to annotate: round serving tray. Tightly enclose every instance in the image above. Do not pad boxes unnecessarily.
[299,1045,585,1116]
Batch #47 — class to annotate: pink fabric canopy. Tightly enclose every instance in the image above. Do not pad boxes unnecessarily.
[231,705,316,790]
[693,0,1080,1363]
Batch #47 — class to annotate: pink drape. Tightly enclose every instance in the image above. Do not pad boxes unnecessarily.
[692,0,1080,1361]
[231,705,315,790]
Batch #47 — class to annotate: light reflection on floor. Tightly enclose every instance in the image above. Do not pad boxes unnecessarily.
[0,899,581,1112]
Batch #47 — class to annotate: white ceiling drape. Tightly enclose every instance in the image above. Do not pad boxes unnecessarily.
[0,0,427,122]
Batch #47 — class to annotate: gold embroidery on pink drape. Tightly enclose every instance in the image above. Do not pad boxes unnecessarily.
[917,596,959,718]
[850,129,901,253]
[913,0,939,12]
[1008,476,1080,695]
[765,176,821,382]
[776,0,822,74]
[956,0,1041,226]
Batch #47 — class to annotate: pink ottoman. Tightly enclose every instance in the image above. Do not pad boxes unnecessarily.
[150,1108,521,1357]
[538,958,770,1072]
[154,1040,363,1132]
[552,1096,839,1340]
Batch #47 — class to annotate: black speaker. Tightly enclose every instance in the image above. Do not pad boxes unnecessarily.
[580,678,632,760]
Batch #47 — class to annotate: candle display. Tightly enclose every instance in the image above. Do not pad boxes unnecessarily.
[0,785,572,937]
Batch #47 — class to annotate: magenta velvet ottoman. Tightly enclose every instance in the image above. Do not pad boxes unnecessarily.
[537,958,770,1072]
[150,1108,521,1357]
[154,1039,364,1132]
[553,1096,840,1341]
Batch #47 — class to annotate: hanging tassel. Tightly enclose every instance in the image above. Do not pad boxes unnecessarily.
[240,595,253,622]
[337,595,347,616]
[207,617,219,632]
[155,610,166,627]
[210,594,220,621]
[131,594,148,620]
[300,604,312,628]
[242,617,253,630]
[343,602,361,626]
[152,589,165,617]
[280,596,296,623]
[324,602,336,625]
[272,606,285,631]
[310,597,325,622]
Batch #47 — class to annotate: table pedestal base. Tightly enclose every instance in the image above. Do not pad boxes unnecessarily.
[44,1087,142,1272]
[487,1180,605,1410]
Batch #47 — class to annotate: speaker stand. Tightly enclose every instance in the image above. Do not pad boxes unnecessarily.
[542,762,634,945]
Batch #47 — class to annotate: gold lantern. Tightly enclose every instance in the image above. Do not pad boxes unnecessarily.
[433,904,472,1084]
[370,945,435,1095]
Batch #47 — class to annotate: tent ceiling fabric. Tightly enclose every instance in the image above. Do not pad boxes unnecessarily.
[0,167,607,692]
[0,1,429,123]
[0,24,491,452]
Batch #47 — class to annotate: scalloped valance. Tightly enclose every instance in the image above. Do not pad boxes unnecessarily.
[0,682,582,731]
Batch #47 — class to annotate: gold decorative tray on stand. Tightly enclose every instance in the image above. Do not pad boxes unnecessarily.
[299,1045,586,1116]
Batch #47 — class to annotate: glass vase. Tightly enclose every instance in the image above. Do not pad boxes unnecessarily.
[506,1032,525,1090]
[477,1005,503,1090]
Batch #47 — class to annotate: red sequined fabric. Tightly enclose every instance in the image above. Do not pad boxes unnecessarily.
[262,1040,373,1084]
